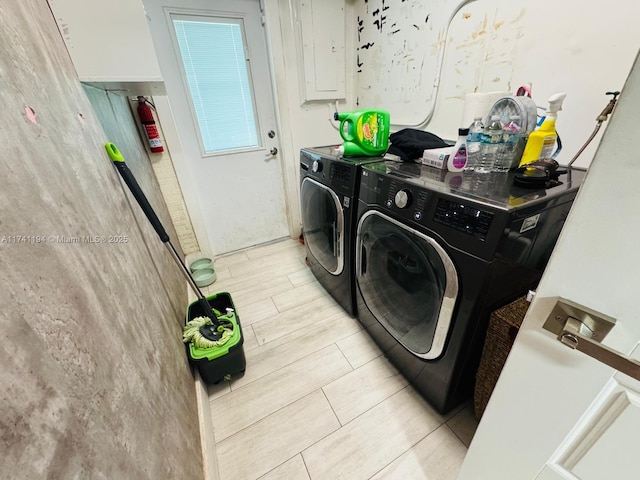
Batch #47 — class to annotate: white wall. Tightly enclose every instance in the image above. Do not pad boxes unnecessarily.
[351,0,640,168]
[264,0,356,234]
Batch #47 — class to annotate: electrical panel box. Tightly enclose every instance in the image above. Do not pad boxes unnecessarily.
[298,0,346,102]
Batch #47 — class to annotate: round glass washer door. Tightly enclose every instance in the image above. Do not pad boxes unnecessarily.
[356,210,458,359]
[300,177,344,275]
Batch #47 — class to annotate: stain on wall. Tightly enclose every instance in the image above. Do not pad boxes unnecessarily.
[354,0,640,167]
[355,0,529,127]
[0,1,202,478]
[354,0,452,123]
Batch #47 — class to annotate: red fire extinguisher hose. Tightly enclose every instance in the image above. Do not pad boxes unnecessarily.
[137,96,164,153]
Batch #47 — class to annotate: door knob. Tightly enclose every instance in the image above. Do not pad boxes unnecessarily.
[543,297,640,381]
[266,147,278,156]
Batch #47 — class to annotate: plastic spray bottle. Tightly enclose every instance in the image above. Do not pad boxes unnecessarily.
[519,93,566,166]
[334,109,390,157]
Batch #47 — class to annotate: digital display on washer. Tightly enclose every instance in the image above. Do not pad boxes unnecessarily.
[433,198,494,240]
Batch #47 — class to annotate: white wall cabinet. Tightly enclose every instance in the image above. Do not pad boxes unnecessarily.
[48,0,165,95]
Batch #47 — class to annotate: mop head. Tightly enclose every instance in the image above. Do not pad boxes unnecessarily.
[183,315,234,349]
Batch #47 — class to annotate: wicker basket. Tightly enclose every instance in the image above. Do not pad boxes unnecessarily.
[474,296,530,420]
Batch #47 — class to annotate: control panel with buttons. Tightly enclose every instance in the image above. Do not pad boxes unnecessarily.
[433,198,493,240]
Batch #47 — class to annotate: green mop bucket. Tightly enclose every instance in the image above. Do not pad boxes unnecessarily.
[185,292,246,384]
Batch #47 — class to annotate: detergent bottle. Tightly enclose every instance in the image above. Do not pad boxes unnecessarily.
[334,109,390,156]
[448,128,469,172]
[519,93,566,166]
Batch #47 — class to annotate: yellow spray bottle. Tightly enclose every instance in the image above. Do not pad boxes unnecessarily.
[519,93,566,166]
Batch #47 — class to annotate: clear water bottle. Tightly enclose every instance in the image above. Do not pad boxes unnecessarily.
[478,115,503,173]
[495,115,522,171]
[465,116,484,171]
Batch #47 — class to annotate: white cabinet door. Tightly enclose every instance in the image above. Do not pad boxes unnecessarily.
[459,50,640,480]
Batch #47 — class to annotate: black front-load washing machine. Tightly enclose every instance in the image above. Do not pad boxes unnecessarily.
[299,146,383,316]
[355,161,586,414]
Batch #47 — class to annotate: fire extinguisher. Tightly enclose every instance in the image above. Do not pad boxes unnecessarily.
[137,96,164,153]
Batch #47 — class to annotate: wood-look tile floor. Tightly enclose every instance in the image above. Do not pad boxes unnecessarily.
[199,238,478,480]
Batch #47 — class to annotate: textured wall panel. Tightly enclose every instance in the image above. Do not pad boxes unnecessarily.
[0,1,202,478]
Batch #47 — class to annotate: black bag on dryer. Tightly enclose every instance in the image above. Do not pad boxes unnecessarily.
[387,128,449,161]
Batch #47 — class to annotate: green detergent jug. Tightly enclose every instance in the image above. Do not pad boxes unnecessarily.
[334,109,390,156]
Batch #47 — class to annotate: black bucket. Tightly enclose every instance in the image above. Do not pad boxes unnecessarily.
[185,292,246,384]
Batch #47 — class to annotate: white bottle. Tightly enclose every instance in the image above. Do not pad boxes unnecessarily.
[465,117,484,171]
[448,128,469,172]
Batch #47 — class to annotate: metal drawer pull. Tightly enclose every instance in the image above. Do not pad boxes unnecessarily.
[543,297,640,382]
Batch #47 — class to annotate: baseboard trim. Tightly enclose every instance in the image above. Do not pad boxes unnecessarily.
[194,370,219,480]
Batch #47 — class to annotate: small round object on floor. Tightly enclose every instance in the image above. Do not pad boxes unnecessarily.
[192,267,216,287]
[189,257,213,273]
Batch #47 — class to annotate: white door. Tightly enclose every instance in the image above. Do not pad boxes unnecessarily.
[459,51,640,479]
[144,0,288,255]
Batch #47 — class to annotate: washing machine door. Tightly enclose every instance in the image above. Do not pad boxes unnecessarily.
[300,177,344,275]
[356,211,458,359]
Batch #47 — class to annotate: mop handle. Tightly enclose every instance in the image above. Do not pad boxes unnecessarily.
[106,143,169,243]
[105,143,219,324]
